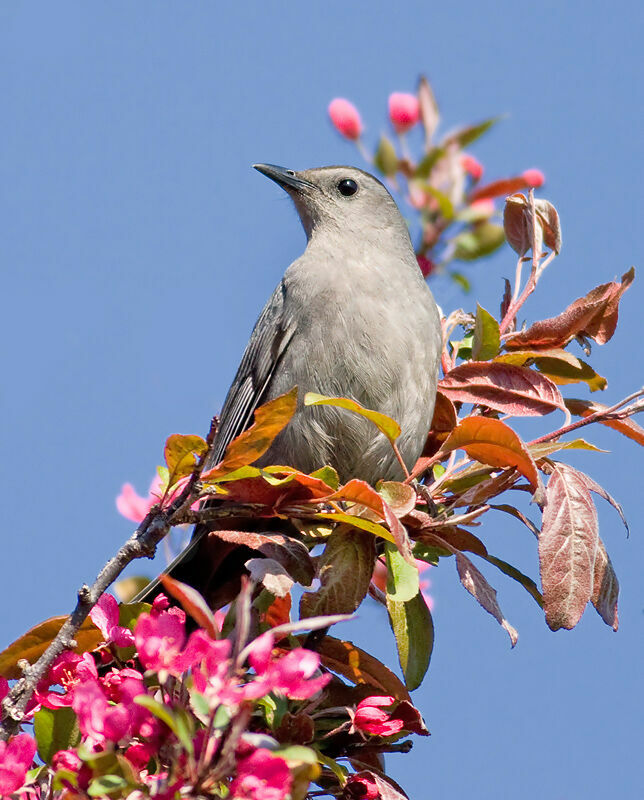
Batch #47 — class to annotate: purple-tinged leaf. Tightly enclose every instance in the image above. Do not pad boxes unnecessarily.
[539,463,599,631]
[591,538,619,630]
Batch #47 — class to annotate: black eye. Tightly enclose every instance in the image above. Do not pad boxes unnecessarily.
[337,178,358,197]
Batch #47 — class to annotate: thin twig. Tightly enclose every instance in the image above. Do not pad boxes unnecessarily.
[0,417,220,740]
[528,388,644,446]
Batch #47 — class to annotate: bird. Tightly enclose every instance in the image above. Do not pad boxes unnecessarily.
[136,164,442,605]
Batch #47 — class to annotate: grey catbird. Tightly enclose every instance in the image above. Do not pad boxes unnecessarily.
[137,164,441,603]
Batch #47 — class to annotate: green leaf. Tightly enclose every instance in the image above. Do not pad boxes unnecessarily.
[310,465,340,491]
[304,392,401,443]
[374,135,399,176]
[449,270,472,293]
[164,434,207,487]
[482,555,543,608]
[413,543,448,565]
[451,333,473,361]
[385,542,420,602]
[134,696,194,754]
[312,511,396,544]
[534,357,607,392]
[415,147,445,179]
[444,116,501,149]
[87,775,128,797]
[300,530,376,618]
[472,304,500,360]
[34,706,80,764]
[425,185,454,220]
[387,590,434,691]
[453,223,505,261]
[275,745,318,765]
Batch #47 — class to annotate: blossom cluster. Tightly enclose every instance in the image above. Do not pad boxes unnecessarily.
[1,590,427,799]
[328,82,544,289]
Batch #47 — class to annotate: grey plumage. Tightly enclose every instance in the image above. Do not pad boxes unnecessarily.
[208,164,441,483]
[136,164,441,602]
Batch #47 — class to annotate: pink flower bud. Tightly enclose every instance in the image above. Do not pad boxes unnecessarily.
[388,92,420,133]
[328,98,362,140]
[521,168,545,187]
[461,153,484,181]
[416,254,435,278]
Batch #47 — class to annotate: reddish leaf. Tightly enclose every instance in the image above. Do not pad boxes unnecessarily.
[442,416,541,492]
[591,538,619,630]
[418,75,440,145]
[539,463,599,631]
[505,268,634,350]
[448,469,519,507]
[470,175,536,202]
[160,576,218,638]
[245,558,293,597]
[327,479,415,564]
[212,467,335,509]
[262,594,292,629]
[299,530,376,618]
[482,554,543,608]
[310,635,411,701]
[432,526,488,557]
[209,530,315,587]
[565,397,644,446]
[349,771,409,800]
[378,482,417,518]
[555,463,628,535]
[0,617,105,679]
[429,533,518,645]
[203,387,298,479]
[439,362,565,416]
[423,391,457,455]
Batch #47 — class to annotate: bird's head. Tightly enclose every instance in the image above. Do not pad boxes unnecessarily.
[253,163,410,245]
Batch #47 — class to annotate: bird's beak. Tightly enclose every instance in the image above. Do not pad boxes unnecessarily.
[253,163,318,192]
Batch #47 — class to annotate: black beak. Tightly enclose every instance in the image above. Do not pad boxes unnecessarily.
[253,163,318,192]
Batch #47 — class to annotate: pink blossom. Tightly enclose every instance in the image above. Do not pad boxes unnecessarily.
[0,734,37,796]
[247,634,330,700]
[0,676,8,701]
[229,748,292,800]
[72,680,132,744]
[116,475,164,523]
[521,168,545,187]
[388,92,420,134]
[344,772,380,799]
[35,651,98,709]
[51,748,92,792]
[90,593,135,647]
[134,607,187,674]
[51,749,83,773]
[469,198,495,217]
[407,184,427,210]
[328,98,362,140]
[461,153,484,181]
[150,593,171,616]
[352,696,405,737]
[101,667,145,702]
[123,741,155,771]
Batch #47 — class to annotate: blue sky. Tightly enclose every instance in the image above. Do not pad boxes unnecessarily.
[2,2,643,797]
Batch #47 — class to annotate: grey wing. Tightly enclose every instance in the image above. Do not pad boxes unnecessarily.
[207,279,295,468]
[132,280,294,604]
